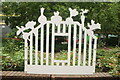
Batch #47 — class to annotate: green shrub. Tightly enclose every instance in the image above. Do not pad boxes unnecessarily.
[2,50,24,71]
[2,37,120,76]
[2,35,24,71]
[96,47,120,75]
[2,38,24,56]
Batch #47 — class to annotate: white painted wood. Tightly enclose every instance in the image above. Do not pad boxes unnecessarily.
[58,24,60,33]
[88,36,92,66]
[78,25,82,66]
[54,33,68,36]
[51,23,55,65]
[27,65,94,74]
[51,11,62,26]
[93,38,97,72]
[73,24,77,66]
[24,39,28,72]
[16,8,101,74]
[30,33,33,65]
[35,30,38,65]
[63,23,66,33]
[68,24,71,66]
[38,8,47,24]
[56,62,59,66]
[62,62,65,66]
[41,25,44,65]
[83,31,87,66]
[54,60,68,63]
[46,23,49,65]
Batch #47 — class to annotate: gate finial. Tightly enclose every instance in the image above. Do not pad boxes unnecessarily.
[66,8,78,24]
[38,8,47,24]
[51,11,62,26]
[80,9,88,25]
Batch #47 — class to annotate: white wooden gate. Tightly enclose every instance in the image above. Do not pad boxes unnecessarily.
[16,8,101,74]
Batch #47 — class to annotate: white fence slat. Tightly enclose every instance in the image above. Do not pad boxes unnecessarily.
[62,62,65,66]
[56,62,59,66]
[46,23,49,65]
[78,26,82,66]
[63,24,66,33]
[83,31,87,66]
[24,39,28,72]
[41,26,44,65]
[58,24,60,33]
[51,23,55,65]
[35,30,38,65]
[30,33,33,65]
[88,36,92,66]
[68,24,71,66]
[73,24,77,66]
[93,38,97,72]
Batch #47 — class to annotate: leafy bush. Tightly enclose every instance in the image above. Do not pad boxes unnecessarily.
[2,37,120,76]
[96,47,120,76]
[2,38,24,56]
[2,50,24,71]
[2,34,24,71]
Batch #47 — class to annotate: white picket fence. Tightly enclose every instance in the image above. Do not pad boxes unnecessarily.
[16,8,101,74]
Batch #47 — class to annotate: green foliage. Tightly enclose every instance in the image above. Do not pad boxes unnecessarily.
[2,38,24,56]
[2,2,120,34]
[2,44,120,76]
[97,39,106,48]
[96,47,120,75]
[2,34,24,71]
[2,50,24,71]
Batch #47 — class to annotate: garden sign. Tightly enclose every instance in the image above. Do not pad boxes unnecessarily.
[16,8,101,74]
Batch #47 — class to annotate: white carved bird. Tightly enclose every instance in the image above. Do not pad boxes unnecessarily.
[69,8,78,17]
[16,26,25,35]
[25,21,36,29]
[16,21,36,35]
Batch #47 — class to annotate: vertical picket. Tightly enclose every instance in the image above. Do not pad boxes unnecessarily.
[30,33,33,65]
[46,23,49,65]
[63,24,66,33]
[24,39,28,72]
[41,25,44,65]
[93,38,97,72]
[88,36,92,66]
[56,62,59,66]
[58,24,60,33]
[35,30,38,65]
[73,24,77,66]
[51,23,55,65]
[83,31,87,66]
[78,26,82,66]
[62,62,65,66]
[68,24,71,66]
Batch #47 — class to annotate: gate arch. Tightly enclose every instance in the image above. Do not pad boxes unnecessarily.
[16,8,101,74]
